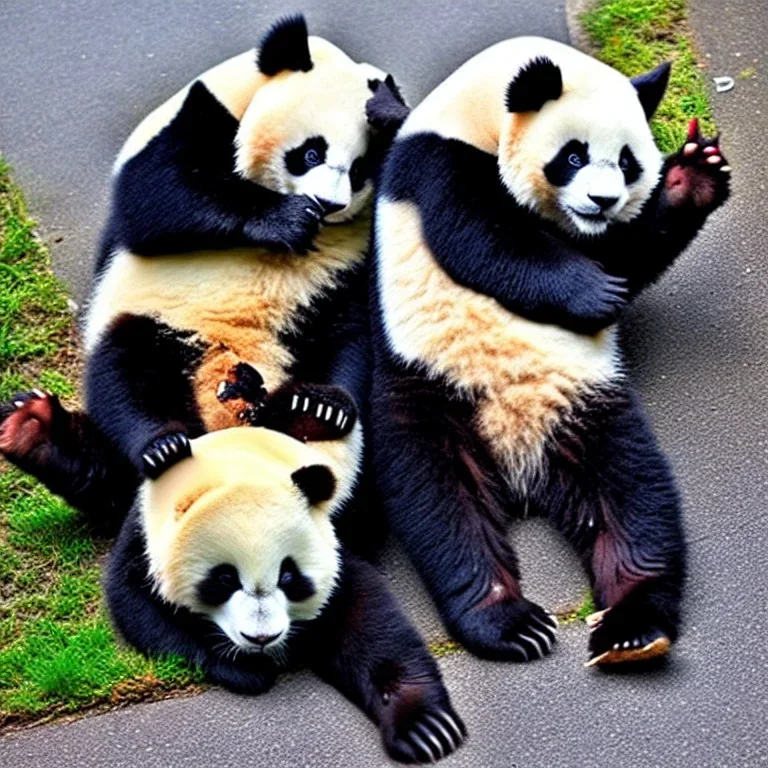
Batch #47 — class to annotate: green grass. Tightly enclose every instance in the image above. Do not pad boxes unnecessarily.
[583,0,715,152]
[0,158,202,729]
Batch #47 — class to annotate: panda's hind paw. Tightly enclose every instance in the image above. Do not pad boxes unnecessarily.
[586,607,672,667]
[0,389,60,461]
[383,700,467,764]
[141,432,191,479]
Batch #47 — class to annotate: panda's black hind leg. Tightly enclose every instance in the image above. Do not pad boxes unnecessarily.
[540,387,686,667]
[371,367,557,663]
[0,390,138,532]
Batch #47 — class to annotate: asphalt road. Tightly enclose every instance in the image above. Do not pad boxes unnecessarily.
[1,0,768,766]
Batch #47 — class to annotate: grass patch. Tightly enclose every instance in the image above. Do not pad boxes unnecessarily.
[427,639,464,659]
[583,0,715,152]
[557,592,597,625]
[0,158,202,730]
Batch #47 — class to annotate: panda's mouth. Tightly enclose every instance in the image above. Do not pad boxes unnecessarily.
[569,207,606,223]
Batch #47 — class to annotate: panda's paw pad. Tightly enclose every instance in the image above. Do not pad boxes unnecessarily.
[0,390,58,458]
[586,609,671,667]
[385,703,466,764]
[141,432,191,479]
[217,363,267,407]
[454,595,558,662]
[666,118,730,209]
[265,384,357,442]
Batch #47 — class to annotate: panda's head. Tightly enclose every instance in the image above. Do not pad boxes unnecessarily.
[235,15,399,223]
[141,428,341,657]
[498,45,670,237]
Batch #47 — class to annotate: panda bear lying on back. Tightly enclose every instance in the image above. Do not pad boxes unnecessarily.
[0,15,463,764]
[371,38,730,667]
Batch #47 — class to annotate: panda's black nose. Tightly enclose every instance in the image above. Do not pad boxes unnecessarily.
[316,198,345,215]
[241,631,281,647]
[588,194,619,211]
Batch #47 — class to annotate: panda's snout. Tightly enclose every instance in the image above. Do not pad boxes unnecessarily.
[317,198,346,215]
[587,194,619,211]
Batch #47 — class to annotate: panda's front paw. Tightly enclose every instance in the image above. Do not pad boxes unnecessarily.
[665,118,731,211]
[141,432,191,479]
[246,195,324,255]
[558,256,628,334]
[261,384,358,442]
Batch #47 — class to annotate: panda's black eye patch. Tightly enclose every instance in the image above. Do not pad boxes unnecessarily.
[619,145,642,184]
[285,136,328,176]
[278,557,315,602]
[197,564,241,606]
[544,140,590,187]
[350,156,368,193]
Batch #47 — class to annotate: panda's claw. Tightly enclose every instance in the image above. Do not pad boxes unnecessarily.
[291,394,299,411]
[414,723,444,760]
[141,432,192,479]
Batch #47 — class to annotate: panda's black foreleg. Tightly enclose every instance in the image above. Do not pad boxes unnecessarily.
[540,387,686,667]
[0,390,138,533]
[302,549,466,764]
[370,364,558,662]
[87,313,204,479]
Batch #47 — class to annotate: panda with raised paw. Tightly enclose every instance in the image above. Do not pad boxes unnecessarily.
[371,37,730,667]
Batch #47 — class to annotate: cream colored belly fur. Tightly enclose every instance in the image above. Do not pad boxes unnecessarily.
[376,200,621,489]
[84,216,368,436]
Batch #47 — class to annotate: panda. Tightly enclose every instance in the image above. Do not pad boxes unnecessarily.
[370,37,731,667]
[0,385,465,762]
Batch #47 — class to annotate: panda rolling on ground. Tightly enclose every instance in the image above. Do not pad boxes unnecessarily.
[0,16,465,763]
[371,38,730,666]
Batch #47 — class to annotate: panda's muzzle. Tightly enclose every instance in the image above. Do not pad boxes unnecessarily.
[316,198,346,215]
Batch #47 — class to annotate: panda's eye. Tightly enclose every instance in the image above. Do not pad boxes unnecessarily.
[285,137,328,176]
[278,557,315,602]
[619,156,629,171]
[350,157,367,193]
[305,148,321,168]
[568,153,583,168]
[197,564,241,606]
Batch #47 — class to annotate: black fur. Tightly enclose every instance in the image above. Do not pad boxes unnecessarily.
[257,15,313,76]
[381,133,629,334]
[505,56,563,113]
[105,81,323,263]
[544,139,590,187]
[631,62,671,120]
[291,465,337,505]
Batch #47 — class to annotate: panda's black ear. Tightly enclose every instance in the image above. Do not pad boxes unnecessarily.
[505,57,563,113]
[257,15,313,76]
[631,62,671,120]
[292,465,336,506]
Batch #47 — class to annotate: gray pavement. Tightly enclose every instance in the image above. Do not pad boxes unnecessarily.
[1,0,768,765]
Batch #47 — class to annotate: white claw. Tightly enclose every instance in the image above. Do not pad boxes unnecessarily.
[423,714,454,752]
[324,405,333,421]
[623,641,631,649]
[341,415,348,430]
[161,443,171,456]
[633,639,641,647]
[302,397,310,412]
[291,395,299,411]
[415,723,444,760]
[720,165,732,173]
[546,611,559,628]
[216,382,227,397]
[707,155,722,165]
[169,441,178,454]
[143,454,156,468]
[408,731,437,764]
[507,640,529,662]
[519,632,545,659]
[529,626,554,652]
[613,643,620,650]
[336,411,344,426]
[13,401,24,408]
[316,403,323,417]
[32,389,46,398]
[683,142,698,156]
[436,711,464,745]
